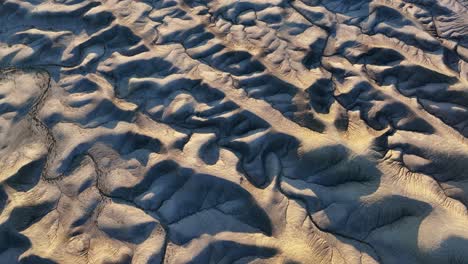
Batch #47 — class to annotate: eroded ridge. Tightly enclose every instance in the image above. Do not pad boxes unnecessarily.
[0,0,468,263]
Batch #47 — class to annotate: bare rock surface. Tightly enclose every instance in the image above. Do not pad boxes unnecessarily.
[1,0,468,263]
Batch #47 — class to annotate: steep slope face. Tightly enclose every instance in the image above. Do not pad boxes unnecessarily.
[0,0,468,263]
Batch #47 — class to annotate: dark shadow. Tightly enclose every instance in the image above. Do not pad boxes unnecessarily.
[6,157,45,192]
[225,132,299,188]
[188,240,278,264]
[0,228,31,263]
[0,188,58,263]
[19,255,58,264]
[436,236,468,264]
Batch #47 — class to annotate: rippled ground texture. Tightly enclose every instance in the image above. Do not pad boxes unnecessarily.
[1,0,468,263]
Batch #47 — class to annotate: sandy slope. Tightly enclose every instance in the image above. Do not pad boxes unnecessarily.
[0,0,468,263]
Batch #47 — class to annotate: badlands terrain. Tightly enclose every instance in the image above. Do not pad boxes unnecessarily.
[0,0,468,263]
